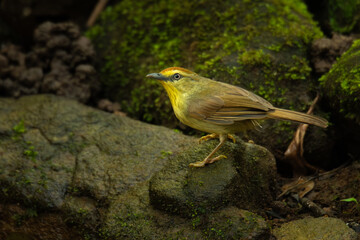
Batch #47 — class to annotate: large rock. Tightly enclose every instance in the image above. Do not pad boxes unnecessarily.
[0,94,193,208]
[0,95,276,239]
[272,217,357,240]
[102,181,270,239]
[149,139,276,217]
[320,39,360,124]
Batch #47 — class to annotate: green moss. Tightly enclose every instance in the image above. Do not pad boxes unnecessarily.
[320,39,360,122]
[104,212,155,239]
[11,121,40,163]
[60,132,89,155]
[23,144,38,163]
[87,0,322,129]
[205,208,268,239]
[11,208,38,227]
[328,0,360,33]
[12,120,26,140]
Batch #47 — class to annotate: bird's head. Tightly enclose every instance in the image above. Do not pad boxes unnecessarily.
[146,67,200,94]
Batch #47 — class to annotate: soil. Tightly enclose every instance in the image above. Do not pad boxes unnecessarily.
[270,161,360,233]
[0,203,83,240]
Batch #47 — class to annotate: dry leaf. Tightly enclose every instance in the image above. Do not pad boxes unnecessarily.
[283,93,322,176]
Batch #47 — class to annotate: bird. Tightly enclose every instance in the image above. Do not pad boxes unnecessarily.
[146,67,328,167]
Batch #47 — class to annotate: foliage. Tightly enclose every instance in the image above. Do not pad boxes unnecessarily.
[340,197,358,204]
[328,0,360,33]
[12,119,26,140]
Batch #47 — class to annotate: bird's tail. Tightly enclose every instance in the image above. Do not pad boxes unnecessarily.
[267,108,328,128]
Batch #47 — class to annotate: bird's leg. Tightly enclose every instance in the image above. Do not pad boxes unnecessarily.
[199,133,236,144]
[198,133,218,144]
[190,133,228,167]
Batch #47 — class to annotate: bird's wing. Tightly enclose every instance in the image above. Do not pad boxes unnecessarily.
[188,84,274,125]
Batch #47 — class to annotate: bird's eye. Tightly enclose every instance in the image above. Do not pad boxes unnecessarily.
[172,73,182,81]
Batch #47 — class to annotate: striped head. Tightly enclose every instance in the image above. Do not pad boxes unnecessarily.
[146,67,200,108]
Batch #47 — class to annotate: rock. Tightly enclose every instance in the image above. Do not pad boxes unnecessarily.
[0,94,276,239]
[272,217,357,240]
[46,35,71,49]
[103,181,271,239]
[326,0,360,33]
[2,44,25,65]
[19,67,43,88]
[33,22,99,102]
[207,207,269,239]
[97,99,121,113]
[149,138,276,217]
[34,21,55,43]
[71,37,95,62]
[0,54,8,69]
[0,95,193,207]
[320,39,360,123]
[0,22,100,103]
[311,34,354,74]
[76,64,95,75]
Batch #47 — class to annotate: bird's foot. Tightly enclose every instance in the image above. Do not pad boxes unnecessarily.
[198,133,218,144]
[208,154,227,164]
[189,155,227,167]
[227,134,236,143]
[198,133,236,144]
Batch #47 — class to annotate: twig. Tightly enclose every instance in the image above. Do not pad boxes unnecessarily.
[277,161,350,199]
[292,194,326,217]
[87,0,109,27]
[283,93,323,176]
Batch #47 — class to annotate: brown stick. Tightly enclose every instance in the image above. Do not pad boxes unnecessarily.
[87,0,109,28]
[283,93,322,176]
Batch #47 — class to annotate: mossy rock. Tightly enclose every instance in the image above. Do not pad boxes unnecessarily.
[272,217,357,240]
[87,0,323,137]
[0,94,193,226]
[103,181,270,239]
[149,138,276,217]
[206,207,269,239]
[327,0,360,34]
[0,95,274,239]
[320,39,360,123]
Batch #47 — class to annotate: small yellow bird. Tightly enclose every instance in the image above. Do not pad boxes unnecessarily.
[146,67,328,167]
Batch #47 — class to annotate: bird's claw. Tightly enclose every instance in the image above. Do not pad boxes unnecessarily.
[198,133,218,144]
[189,155,227,167]
[198,133,236,144]
[208,155,227,164]
[189,161,206,167]
[227,134,236,143]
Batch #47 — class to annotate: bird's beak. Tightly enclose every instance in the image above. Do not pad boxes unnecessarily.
[146,73,169,81]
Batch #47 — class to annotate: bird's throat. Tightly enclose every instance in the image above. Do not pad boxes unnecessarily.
[160,81,180,109]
